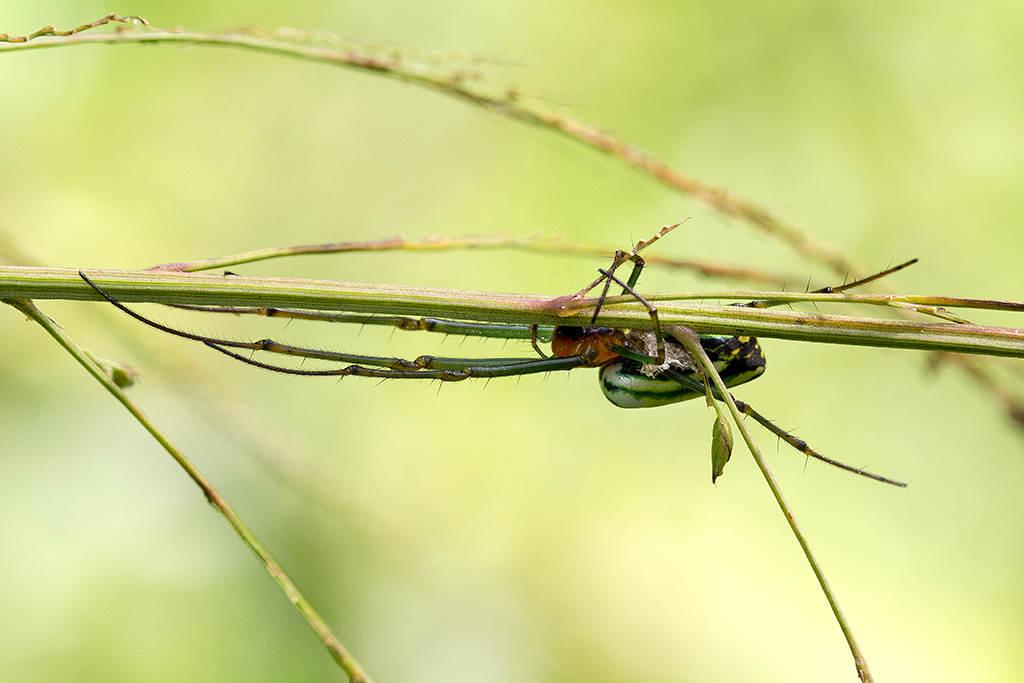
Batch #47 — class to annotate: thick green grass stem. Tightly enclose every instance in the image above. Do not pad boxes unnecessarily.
[2,298,374,683]
[2,266,1024,358]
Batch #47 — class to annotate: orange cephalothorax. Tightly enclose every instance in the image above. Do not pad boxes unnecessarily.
[550,326,633,367]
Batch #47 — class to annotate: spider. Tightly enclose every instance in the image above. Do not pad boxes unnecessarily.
[80,226,910,486]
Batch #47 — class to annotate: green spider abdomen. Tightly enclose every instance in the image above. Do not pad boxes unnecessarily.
[600,335,766,409]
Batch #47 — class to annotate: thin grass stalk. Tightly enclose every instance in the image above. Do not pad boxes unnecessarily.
[145,232,795,287]
[0,14,856,276]
[671,325,875,683]
[2,297,373,683]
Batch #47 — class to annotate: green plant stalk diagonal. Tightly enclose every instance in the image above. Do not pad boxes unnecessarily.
[672,325,875,683]
[2,297,373,683]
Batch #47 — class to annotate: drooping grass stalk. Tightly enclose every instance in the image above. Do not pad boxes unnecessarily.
[671,324,875,683]
[2,297,373,683]
[0,14,854,276]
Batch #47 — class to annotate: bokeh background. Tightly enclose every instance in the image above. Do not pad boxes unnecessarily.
[2,2,1023,682]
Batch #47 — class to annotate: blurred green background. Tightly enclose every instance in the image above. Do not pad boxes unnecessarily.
[2,2,1023,682]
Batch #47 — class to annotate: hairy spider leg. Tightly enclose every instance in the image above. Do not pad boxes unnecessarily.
[745,258,918,309]
[547,255,915,486]
[167,303,555,342]
[201,340,586,380]
[79,272,587,381]
[593,264,665,364]
[602,336,905,487]
[557,222,686,361]
[566,220,683,309]
[529,223,684,360]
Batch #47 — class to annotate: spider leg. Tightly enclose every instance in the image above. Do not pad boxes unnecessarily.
[80,271,585,380]
[659,366,906,487]
[596,266,664,364]
[745,258,918,308]
[164,303,553,341]
[565,220,684,309]
[203,341,586,380]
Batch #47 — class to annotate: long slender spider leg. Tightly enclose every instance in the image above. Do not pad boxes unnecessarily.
[596,267,664,364]
[814,258,918,294]
[733,397,907,487]
[745,258,919,308]
[589,250,630,324]
[589,249,654,325]
[81,271,586,379]
[661,367,906,487]
[529,324,548,358]
[568,252,626,311]
[202,341,586,380]
[622,252,646,291]
[80,271,252,348]
[566,220,686,309]
[590,251,651,335]
[80,272,410,367]
[166,303,551,341]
